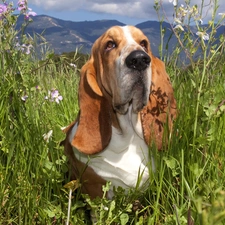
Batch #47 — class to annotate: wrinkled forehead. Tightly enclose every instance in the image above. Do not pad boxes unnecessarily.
[102,25,147,43]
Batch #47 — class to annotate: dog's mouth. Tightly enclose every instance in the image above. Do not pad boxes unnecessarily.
[114,102,130,114]
[114,100,146,115]
[113,79,148,114]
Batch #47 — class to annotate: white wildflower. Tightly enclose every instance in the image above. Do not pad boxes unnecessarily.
[174,17,182,24]
[21,95,28,102]
[169,0,177,6]
[69,63,77,68]
[43,130,53,143]
[196,31,209,41]
[218,12,225,18]
[174,24,184,31]
[61,126,68,131]
[199,19,203,25]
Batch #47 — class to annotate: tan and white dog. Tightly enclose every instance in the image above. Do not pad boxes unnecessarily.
[62,25,177,199]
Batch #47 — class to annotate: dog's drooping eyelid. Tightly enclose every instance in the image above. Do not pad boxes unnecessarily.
[140,40,148,51]
[105,40,116,51]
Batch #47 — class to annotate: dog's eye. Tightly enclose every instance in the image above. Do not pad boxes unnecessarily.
[106,41,116,51]
[140,40,148,51]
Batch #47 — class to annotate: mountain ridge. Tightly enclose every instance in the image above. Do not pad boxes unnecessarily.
[16,15,224,57]
[16,15,173,55]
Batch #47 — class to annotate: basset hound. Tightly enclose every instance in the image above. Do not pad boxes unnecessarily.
[62,25,177,199]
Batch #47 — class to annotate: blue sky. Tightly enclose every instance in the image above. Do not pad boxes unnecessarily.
[15,0,225,25]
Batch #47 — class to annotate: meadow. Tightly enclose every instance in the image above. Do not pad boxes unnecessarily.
[0,1,225,224]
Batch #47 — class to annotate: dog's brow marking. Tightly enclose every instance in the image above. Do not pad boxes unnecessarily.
[122,26,136,44]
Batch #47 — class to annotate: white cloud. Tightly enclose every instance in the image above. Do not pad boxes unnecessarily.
[89,1,156,19]
[29,0,84,11]
[27,0,225,23]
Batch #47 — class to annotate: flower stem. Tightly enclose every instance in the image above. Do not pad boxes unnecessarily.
[66,189,72,225]
[193,41,207,148]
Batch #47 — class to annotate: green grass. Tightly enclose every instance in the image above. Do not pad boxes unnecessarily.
[1,47,225,225]
[1,1,225,224]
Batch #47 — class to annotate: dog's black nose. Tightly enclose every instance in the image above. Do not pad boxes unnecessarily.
[125,50,151,71]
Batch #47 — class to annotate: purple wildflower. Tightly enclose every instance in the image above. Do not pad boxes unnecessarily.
[25,9,37,19]
[17,0,36,19]
[50,89,63,103]
[36,85,41,90]
[0,4,7,13]
[15,42,33,54]
[17,0,26,11]
[45,89,63,103]
[0,3,8,19]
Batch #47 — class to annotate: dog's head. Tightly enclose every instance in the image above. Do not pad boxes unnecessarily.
[89,25,152,114]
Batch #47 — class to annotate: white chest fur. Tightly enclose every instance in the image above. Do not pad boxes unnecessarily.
[69,106,151,195]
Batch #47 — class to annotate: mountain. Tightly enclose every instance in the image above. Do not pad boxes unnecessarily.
[16,15,174,56]
[16,15,224,58]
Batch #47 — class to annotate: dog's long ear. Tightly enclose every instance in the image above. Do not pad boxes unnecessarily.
[141,56,177,150]
[70,59,112,155]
